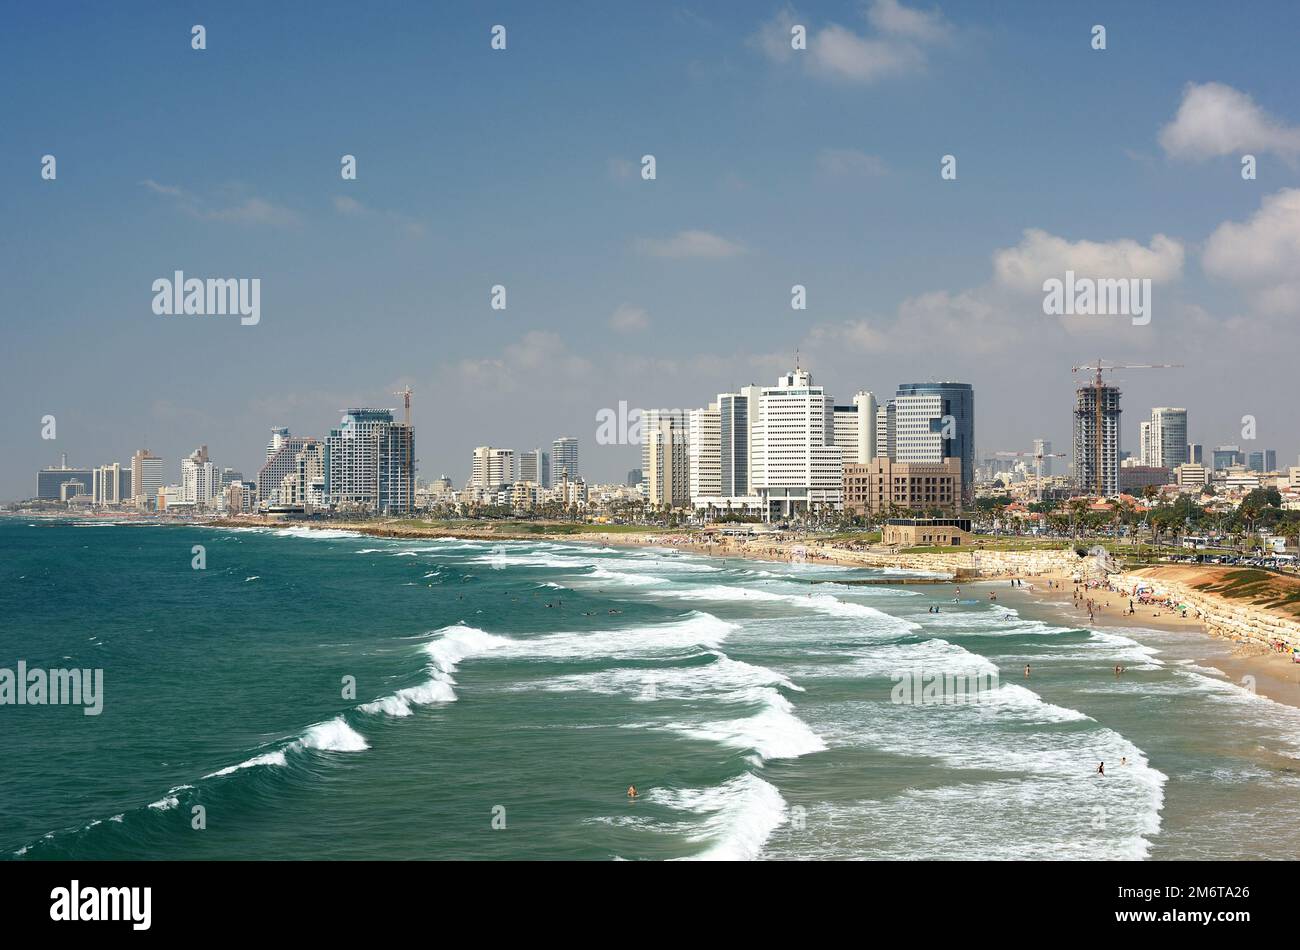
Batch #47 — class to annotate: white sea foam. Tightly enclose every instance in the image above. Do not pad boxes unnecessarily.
[271,527,366,540]
[204,749,289,778]
[649,772,787,861]
[587,567,668,587]
[360,625,510,715]
[299,716,370,752]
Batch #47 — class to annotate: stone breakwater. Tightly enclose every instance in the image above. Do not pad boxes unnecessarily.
[1115,570,1300,652]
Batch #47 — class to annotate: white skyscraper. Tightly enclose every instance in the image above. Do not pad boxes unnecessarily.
[749,367,842,520]
[833,391,878,465]
[181,445,220,507]
[471,446,516,489]
[552,437,579,481]
[688,403,721,502]
[266,427,291,461]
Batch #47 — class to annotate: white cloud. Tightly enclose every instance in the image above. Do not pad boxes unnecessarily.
[636,229,747,259]
[817,148,888,177]
[1159,82,1300,164]
[331,194,425,237]
[993,229,1185,293]
[609,304,650,333]
[140,180,301,227]
[753,1,951,84]
[1203,188,1300,315]
[867,0,951,42]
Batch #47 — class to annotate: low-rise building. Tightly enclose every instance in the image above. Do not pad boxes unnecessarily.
[882,517,971,547]
[844,458,961,515]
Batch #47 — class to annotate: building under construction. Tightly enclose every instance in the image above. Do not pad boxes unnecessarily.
[1073,383,1121,497]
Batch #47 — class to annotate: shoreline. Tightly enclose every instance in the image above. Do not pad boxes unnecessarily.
[993,574,1300,710]
[205,516,1300,711]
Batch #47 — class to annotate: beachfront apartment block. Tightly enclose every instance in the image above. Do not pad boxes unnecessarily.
[748,368,843,520]
[324,408,414,514]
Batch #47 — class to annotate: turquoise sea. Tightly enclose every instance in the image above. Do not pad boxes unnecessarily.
[2,520,1299,860]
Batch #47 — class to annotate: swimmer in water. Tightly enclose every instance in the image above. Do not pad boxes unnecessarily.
[1097,762,1105,776]
[627,785,638,799]
[1024,664,1031,677]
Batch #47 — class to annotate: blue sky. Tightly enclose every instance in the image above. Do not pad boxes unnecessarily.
[4,1,1300,497]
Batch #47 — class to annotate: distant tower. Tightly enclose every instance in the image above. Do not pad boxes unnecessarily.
[1074,385,1121,496]
[552,436,579,481]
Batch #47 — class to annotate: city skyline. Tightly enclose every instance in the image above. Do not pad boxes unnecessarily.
[6,2,1300,500]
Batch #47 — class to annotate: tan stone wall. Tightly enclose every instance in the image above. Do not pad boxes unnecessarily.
[1116,571,1300,651]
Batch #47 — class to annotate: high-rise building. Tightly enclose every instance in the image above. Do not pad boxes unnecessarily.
[626,468,643,488]
[518,449,550,488]
[749,367,842,520]
[1139,421,1152,465]
[688,403,721,502]
[1212,445,1243,470]
[278,441,325,508]
[552,437,579,481]
[130,450,164,507]
[1187,442,1203,465]
[642,410,690,507]
[377,424,415,513]
[1074,384,1122,496]
[37,457,94,501]
[181,446,221,507]
[717,386,761,498]
[92,462,125,506]
[259,436,314,505]
[324,408,414,513]
[833,391,878,466]
[1147,408,1188,470]
[1266,449,1278,472]
[470,447,516,489]
[875,403,892,461]
[266,427,291,461]
[891,382,975,504]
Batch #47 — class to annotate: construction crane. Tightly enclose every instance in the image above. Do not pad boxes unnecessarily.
[994,448,1068,502]
[1070,360,1181,497]
[392,386,413,427]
